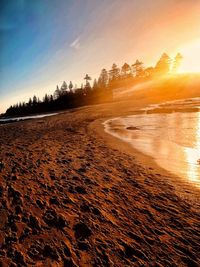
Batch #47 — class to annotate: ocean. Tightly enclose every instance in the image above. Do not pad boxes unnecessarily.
[0,113,58,125]
[104,98,200,187]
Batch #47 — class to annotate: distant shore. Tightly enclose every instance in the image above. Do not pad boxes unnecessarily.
[0,99,199,266]
[0,112,59,125]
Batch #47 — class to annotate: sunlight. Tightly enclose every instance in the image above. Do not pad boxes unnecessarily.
[178,38,200,73]
[183,112,200,186]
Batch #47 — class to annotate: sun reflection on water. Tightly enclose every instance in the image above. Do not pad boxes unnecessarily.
[105,108,200,188]
[184,112,200,185]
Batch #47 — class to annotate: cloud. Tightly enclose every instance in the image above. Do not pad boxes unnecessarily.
[70,37,81,50]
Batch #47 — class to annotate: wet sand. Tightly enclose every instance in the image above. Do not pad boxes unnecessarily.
[0,99,200,267]
[103,109,200,188]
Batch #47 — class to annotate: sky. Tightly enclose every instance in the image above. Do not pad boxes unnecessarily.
[0,0,200,113]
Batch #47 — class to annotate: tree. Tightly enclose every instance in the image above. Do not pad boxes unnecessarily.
[28,98,33,107]
[54,85,61,99]
[172,53,183,73]
[121,63,131,77]
[84,74,92,90]
[109,63,120,82]
[60,81,68,95]
[32,95,37,105]
[144,67,154,77]
[50,95,54,103]
[5,51,185,118]
[98,68,108,88]
[132,60,144,77]
[69,81,73,92]
[155,53,171,75]
[43,94,49,103]
[93,79,98,90]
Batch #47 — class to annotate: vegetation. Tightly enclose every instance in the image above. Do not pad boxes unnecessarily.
[5,53,182,117]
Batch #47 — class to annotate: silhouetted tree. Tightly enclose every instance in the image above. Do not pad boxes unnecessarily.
[84,74,92,90]
[172,53,183,73]
[98,68,108,88]
[69,81,73,92]
[121,63,131,77]
[132,60,144,77]
[144,67,154,77]
[33,95,37,106]
[60,81,68,95]
[54,85,61,99]
[5,52,183,118]
[155,53,171,75]
[93,79,98,90]
[50,95,53,103]
[43,94,49,103]
[28,98,32,107]
[109,64,120,82]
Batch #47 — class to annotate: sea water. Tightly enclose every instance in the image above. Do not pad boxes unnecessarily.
[0,113,58,124]
[104,98,200,187]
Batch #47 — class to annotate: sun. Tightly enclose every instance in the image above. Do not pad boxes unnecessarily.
[178,38,200,73]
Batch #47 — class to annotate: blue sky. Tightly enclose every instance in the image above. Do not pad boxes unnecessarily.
[0,0,200,113]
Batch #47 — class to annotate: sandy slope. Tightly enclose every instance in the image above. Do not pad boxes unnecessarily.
[0,100,200,267]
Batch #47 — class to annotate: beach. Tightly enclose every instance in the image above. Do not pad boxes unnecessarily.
[0,99,200,267]
[104,98,200,189]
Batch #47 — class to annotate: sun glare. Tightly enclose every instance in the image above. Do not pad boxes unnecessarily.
[178,38,200,73]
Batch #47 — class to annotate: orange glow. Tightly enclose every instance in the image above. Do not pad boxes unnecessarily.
[178,39,200,73]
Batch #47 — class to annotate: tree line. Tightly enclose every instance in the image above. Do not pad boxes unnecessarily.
[5,52,182,116]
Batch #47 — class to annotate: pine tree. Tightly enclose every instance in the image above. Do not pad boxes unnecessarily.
[50,95,53,102]
[144,67,154,77]
[69,81,73,91]
[84,74,92,90]
[32,95,37,105]
[98,69,108,88]
[109,64,120,81]
[155,53,171,74]
[121,63,131,77]
[28,98,33,106]
[60,81,68,95]
[172,53,183,73]
[43,94,49,103]
[54,85,61,99]
[93,79,98,90]
[132,60,144,77]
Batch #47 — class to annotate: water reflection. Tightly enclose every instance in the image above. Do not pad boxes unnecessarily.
[183,112,200,184]
[0,113,58,124]
[104,111,200,188]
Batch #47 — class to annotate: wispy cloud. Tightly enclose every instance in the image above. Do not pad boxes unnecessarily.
[70,37,81,50]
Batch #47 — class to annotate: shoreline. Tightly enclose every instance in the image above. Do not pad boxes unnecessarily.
[0,100,200,266]
[102,110,200,190]
[0,112,59,125]
[92,116,200,205]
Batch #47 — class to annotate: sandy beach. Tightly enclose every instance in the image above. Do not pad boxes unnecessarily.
[0,99,200,267]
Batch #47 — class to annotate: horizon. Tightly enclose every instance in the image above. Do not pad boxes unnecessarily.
[1,0,200,113]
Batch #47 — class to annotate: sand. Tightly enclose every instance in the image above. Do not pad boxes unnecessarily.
[0,99,200,267]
